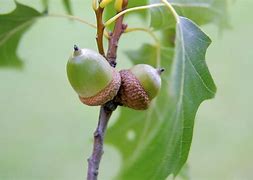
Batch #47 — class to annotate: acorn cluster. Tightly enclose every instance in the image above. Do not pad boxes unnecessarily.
[67,46,164,110]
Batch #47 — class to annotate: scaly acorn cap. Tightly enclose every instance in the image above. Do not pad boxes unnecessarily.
[67,45,121,106]
[116,64,164,110]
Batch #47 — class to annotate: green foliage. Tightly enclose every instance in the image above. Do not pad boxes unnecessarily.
[106,14,216,179]
[150,0,229,30]
[0,2,41,68]
[104,1,223,178]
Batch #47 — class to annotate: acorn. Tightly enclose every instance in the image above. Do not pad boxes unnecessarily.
[116,64,164,110]
[67,45,121,106]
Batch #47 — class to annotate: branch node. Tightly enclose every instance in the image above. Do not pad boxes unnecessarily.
[93,131,99,137]
[122,23,128,30]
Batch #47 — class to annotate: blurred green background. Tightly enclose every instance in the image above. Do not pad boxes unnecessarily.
[0,0,252,179]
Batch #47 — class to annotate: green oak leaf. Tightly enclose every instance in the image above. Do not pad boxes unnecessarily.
[106,16,216,179]
[0,2,42,68]
[150,0,229,30]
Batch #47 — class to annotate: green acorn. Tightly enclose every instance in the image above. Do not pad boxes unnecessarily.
[67,45,121,106]
[116,64,164,110]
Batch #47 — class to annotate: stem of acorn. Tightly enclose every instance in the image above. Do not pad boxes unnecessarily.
[86,1,128,180]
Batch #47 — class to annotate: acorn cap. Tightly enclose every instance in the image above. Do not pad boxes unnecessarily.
[79,69,121,106]
[116,70,150,110]
[116,64,164,110]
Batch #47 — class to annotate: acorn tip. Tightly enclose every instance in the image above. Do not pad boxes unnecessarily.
[157,68,165,75]
[74,45,79,51]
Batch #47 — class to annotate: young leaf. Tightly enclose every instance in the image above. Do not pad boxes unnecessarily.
[150,0,229,30]
[106,16,216,179]
[0,2,42,68]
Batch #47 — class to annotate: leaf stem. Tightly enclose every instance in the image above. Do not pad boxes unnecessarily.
[104,3,164,27]
[104,1,186,27]
[161,0,179,22]
[125,27,159,45]
[48,13,96,28]
[47,13,109,38]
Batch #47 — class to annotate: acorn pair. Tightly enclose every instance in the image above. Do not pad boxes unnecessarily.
[67,46,164,110]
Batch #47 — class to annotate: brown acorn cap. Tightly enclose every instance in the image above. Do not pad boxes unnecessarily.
[116,70,150,110]
[79,69,121,106]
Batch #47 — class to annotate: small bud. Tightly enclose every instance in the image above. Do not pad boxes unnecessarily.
[92,0,97,10]
[114,0,123,12]
[99,0,113,8]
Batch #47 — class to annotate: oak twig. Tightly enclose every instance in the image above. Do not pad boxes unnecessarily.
[107,0,128,67]
[87,1,128,180]
[87,103,116,180]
